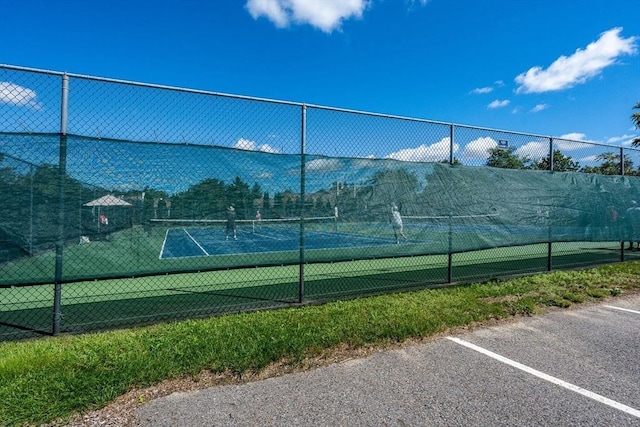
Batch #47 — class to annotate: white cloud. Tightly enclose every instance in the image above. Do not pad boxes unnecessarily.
[515,27,638,94]
[530,104,548,113]
[460,137,497,160]
[607,134,639,146]
[234,138,256,150]
[605,135,631,144]
[246,0,289,27]
[557,132,588,141]
[233,137,280,153]
[553,133,593,151]
[306,158,343,171]
[459,137,582,162]
[245,0,370,33]
[488,99,510,109]
[386,137,457,162]
[470,87,493,94]
[471,80,506,95]
[515,141,547,160]
[259,144,279,153]
[253,172,274,179]
[0,82,42,109]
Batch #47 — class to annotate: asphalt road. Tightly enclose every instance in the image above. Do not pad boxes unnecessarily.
[135,294,640,426]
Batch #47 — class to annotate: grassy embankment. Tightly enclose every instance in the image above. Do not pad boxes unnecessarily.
[1,261,639,425]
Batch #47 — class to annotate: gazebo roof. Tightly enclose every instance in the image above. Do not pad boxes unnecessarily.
[83,195,132,207]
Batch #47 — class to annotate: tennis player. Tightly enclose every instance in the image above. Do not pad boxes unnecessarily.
[626,200,640,250]
[391,204,407,243]
[226,206,237,240]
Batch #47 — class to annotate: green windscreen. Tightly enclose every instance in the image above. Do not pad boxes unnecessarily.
[0,132,637,285]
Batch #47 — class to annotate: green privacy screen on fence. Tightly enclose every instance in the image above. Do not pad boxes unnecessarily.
[1,131,638,286]
[2,64,640,339]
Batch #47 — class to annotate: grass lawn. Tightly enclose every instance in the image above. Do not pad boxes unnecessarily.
[1,259,640,425]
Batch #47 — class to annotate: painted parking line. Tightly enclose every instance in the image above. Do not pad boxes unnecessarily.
[446,336,640,419]
[603,305,640,315]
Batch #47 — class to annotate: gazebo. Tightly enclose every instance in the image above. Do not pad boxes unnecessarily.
[83,194,132,208]
[83,195,132,237]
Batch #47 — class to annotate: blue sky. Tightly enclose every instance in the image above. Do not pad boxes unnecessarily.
[1,0,639,157]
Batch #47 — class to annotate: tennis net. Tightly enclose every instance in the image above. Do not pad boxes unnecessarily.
[150,215,338,235]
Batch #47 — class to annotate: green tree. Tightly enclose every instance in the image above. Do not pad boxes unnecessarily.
[534,149,579,172]
[272,192,284,218]
[262,191,271,218]
[227,176,251,219]
[171,178,225,219]
[0,154,18,187]
[485,147,531,169]
[140,187,171,220]
[367,168,420,218]
[580,152,634,176]
[631,101,640,146]
[440,158,461,165]
[250,182,262,201]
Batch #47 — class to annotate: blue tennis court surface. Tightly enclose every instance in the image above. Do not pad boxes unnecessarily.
[160,226,396,259]
[158,218,593,260]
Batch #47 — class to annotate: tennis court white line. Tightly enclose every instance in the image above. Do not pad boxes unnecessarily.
[603,305,640,315]
[446,337,640,419]
[183,228,210,256]
[159,229,170,259]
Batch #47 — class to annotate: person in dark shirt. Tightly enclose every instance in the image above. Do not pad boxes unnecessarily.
[226,206,237,240]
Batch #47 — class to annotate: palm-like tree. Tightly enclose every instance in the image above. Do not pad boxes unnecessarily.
[632,102,640,146]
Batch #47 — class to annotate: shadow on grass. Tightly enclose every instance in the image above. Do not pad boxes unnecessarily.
[0,248,631,341]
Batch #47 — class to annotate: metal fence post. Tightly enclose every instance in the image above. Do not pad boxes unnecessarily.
[53,73,69,335]
[547,137,553,271]
[621,146,625,261]
[449,123,454,165]
[29,164,34,256]
[447,124,454,283]
[298,104,307,304]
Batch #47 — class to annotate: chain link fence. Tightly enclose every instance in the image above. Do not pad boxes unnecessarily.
[1,64,639,340]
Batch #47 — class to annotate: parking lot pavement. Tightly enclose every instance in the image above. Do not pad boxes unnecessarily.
[136,295,640,426]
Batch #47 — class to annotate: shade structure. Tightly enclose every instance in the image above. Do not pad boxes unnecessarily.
[83,195,132,207]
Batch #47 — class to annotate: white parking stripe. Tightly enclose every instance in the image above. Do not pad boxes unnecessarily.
[603,305,640,315]
[447,336,640,419]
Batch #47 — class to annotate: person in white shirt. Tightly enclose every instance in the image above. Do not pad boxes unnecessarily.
[391,204,407,244]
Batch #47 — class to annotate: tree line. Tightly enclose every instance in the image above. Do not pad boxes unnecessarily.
[488,101,640,173]
[483,147,638,175]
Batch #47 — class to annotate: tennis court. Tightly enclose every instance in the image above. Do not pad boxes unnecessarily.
[158,217,397,259]
[156,213,550,261]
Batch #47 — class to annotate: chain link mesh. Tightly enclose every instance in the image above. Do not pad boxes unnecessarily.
[2,64,640,340]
